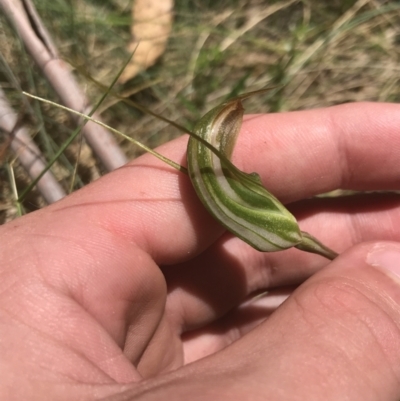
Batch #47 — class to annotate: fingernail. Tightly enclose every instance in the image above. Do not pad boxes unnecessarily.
[367,243,400,281]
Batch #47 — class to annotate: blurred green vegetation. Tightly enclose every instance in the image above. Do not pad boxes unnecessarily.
[1,0,400,221]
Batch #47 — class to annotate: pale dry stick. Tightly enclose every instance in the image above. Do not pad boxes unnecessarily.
[0,0,127,171]
[0,88,66,204]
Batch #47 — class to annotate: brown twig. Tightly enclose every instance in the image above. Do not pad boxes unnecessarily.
[0,88,66,203]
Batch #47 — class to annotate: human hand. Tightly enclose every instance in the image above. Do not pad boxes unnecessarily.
[1,102,400,400]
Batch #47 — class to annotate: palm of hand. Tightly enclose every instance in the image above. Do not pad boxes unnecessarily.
[2,103,400,400]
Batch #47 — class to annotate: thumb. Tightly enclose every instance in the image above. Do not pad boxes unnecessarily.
[116,242,400,401]
[243,240,400,400]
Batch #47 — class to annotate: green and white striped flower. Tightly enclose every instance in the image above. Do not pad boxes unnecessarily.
[187,93,337,260]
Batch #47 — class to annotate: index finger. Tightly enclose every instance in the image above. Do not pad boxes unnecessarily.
[104,101,400,262]
[235,102,400,203]
[6,101,399,267]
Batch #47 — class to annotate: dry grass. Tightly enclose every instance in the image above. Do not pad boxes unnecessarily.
[1,0,400,222]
